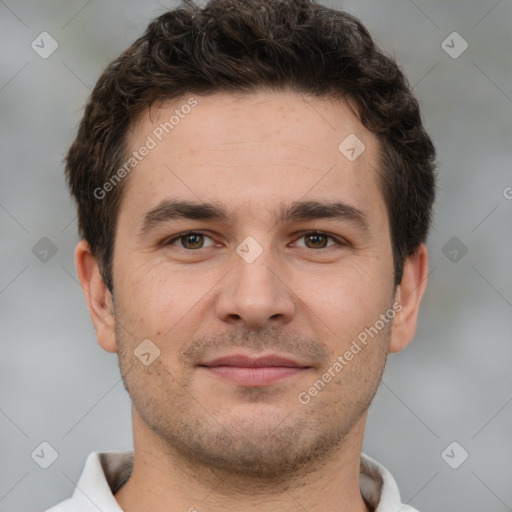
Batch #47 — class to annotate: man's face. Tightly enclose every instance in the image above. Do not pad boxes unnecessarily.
[111,90,396,478]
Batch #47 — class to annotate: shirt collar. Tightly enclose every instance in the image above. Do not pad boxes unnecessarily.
[51,451,417,512]
[360,453,418,511]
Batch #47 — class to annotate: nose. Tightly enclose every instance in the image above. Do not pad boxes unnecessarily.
[214,244,297,330]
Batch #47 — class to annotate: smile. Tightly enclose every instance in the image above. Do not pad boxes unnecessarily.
[199,354,311,386]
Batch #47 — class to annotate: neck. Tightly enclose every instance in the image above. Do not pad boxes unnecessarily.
[115,407,371,512]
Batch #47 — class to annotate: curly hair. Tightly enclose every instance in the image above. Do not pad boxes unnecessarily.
[66,0,436,291]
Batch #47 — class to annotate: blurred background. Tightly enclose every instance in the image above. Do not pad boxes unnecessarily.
[1,0,511,510]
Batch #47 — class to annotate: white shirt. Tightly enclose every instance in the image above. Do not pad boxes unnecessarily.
[45,451,419,512]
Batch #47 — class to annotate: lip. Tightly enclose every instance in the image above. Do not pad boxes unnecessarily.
[199,353,311,386]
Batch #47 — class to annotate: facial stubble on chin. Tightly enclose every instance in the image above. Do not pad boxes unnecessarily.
[114,313,390,484]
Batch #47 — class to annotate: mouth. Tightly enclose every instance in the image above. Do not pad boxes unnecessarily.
[198,353,312,386]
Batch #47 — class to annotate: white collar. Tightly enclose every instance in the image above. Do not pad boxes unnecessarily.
[46,451,418,512]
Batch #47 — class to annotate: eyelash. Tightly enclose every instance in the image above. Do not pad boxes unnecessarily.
[163,230,347,251]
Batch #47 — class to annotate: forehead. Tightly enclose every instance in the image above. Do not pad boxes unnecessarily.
[119,90,386,228]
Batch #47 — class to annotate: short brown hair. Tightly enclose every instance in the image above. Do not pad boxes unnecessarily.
[66,0,436,292]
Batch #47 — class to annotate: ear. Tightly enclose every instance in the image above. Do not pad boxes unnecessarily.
[75,240,117,353]
[389,244,429,354]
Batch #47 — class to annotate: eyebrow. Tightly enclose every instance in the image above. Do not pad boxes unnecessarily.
[139,198,369,235]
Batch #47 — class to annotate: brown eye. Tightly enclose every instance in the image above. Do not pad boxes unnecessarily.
[165,231,215,249]
[293,231,341,250]
[181,233,204,249]
[304,232,329,249]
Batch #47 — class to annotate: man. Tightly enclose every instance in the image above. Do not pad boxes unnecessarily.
[48,0,436,510]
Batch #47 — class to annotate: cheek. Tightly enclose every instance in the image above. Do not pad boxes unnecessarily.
[294,266,393,370]
[300,258,391,320]
[119,265,206,348]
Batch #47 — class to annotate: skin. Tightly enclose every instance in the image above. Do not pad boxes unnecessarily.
[76,90,429,512]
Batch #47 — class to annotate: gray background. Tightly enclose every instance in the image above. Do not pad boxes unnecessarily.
[1,0,511,510]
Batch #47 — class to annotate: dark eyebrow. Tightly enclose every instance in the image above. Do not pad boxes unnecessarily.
[139,199,229,235]
[272,200,369,230]
[139,199,369,235]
